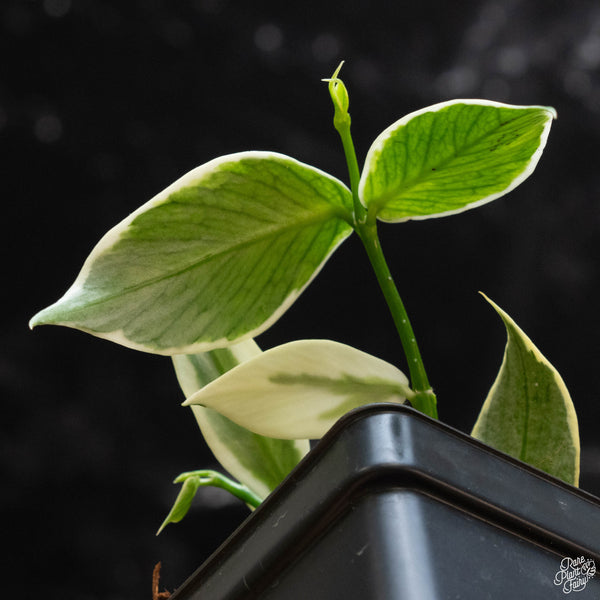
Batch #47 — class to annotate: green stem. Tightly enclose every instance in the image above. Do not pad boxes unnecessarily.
[157,469,263,534]
[356,224,437,418]
[178,469,262,508]
[325,63,437,418]
[337,124,366,224]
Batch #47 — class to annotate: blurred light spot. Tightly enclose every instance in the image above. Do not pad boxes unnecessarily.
[43,0,71,18]
[354,59,383,90]
[465,3,506,51]
[532,39,555,67]
[254,24,283,53]
[544,251,592,288]
[585,88,600,113]
[482,77,510,101]
[577,35,600,69]
[34,114,63,143]
[564,70,592,98]
[496,46,528,77]
[436,66,478,96]
[480,2,506,24]
[311,33,340,62]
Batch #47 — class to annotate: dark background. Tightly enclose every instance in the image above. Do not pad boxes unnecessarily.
[3,0,599,597]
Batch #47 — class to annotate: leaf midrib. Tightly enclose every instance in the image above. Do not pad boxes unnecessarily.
[367,109,536,215]
[77,206,353,306]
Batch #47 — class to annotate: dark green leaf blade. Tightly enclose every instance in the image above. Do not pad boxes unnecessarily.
[472,295,580,486]
[360,100,555,222]
[30,152,353,354]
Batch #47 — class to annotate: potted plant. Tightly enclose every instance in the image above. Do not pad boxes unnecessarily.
[29,63,598,597]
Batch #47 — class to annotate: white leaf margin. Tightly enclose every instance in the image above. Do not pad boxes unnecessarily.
[29,151,354,355]
[472,294,580,485]
[359,99,557,223]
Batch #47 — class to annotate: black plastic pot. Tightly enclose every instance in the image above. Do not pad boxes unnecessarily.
[170,404,600,599]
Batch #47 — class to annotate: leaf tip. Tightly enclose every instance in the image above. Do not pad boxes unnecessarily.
[181,394,198,407]
[478,291,501,313]
[155,520,168,536]
[29,299,67,330]
[28,309,48,330]
[321,60,345,83]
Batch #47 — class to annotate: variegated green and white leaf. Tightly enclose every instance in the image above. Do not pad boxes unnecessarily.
[472,295,580,486]
[30,152,354,354]
[173,339,309,499]
[184,339,412,439]
[360,100,556,222]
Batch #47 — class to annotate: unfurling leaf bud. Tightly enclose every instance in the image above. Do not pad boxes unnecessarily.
[322,61,351,131]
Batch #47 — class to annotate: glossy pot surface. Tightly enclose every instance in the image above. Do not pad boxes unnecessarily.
[171,404,600,599]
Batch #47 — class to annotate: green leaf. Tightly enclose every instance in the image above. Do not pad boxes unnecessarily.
[29,152,354,354]
[158,474,201,533]
[472,295,580,486]
[184,339,412,439]
[360,100,556,222]
[173,340,310,500]
[157,469,263,535]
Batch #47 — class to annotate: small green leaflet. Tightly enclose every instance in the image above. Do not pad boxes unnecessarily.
[30,152,353,354]
[360,100,556,222]
[172,339,309,500]
[183,339,412,439]
[159,474,201,531]
[157,470,263,535]
[472,295,580,486]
